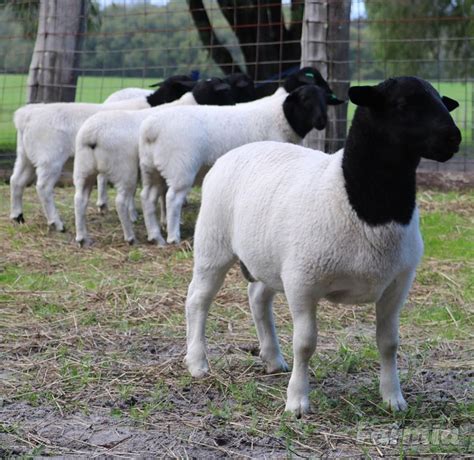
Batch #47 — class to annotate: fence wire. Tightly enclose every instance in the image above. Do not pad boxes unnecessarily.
[0,0,472,173]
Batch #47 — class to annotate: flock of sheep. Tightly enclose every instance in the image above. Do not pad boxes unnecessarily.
[9,67,462,416]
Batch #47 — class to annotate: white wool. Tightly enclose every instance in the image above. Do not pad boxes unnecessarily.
[138,91,301,245]
[103,87,153,103]
[10,95,157,231]
[185,140,423,416]
[73,91,198,245]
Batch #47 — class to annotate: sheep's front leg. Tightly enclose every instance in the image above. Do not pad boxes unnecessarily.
[96,173,109,213]
[376,270,416,411]
[284,287,318,417]
[166,185,191,244]
[74,177,94,246]
[36,164,66,232]
[185,263,233,378]
[248,281,289,373]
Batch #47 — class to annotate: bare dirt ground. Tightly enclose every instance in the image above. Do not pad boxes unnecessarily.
[0,185,473,458]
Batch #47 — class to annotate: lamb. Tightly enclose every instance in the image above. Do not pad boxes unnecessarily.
[9,76,196,232]
[183,76,461,417]
[103,75,196,104]
[73,77,235,246]
[139,81,344,245]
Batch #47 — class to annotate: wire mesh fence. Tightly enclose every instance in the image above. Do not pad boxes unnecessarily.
[0,0,472,173]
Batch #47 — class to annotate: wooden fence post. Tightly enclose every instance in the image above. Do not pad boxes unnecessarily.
[27,0,87,103]
[301,0,351,152]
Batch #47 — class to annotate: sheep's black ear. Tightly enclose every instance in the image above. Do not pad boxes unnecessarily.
[235,79,250,88]
[297,73,315,85]
[173,80,196,89]
[327,93,345,105]
[349,86,384,107]
[442,96,459,112]
[149,81,162,88]
[214,83,231,92]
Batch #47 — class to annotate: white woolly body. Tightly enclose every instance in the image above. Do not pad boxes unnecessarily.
[139,92,299,186]
[75,91,197,183]
[103,87,153,103]
[73,92,199,243]
[138,91,301,243]
[196,141,423,302]
[14,97,153,167]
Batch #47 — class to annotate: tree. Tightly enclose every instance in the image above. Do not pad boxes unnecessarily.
[188,0,304,95]
[1,0,101,102]
[366,0,474,78]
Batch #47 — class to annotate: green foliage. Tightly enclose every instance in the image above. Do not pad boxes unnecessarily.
[366,0,474,78]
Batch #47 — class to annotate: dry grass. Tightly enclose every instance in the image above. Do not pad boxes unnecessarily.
[0,184,473,457]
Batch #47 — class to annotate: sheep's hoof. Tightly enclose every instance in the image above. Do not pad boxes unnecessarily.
[13,214,25,224]
[97,204,108,215]
[127,238,135,246]
[263,355,290,374]
[147,237,166,247]
[166,237,180,245]
[285,397,310,418]
[48,222,65,233]
[77,238,92,248]
[185,356,209,378]
[383,393,407,412]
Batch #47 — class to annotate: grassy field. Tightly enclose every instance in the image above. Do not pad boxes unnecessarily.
[0,74,161,152]
[0,74,473,153]
[0,184,472,457]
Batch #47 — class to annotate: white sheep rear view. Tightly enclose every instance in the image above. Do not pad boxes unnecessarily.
[73,78,234,246]
[183,77,461,416]
[9,77,196,232]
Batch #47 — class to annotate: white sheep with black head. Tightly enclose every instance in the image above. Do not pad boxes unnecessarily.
[138,73,343,245]
[183,76,461,417]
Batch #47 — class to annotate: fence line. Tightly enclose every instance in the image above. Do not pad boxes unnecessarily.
[0,0,472,173]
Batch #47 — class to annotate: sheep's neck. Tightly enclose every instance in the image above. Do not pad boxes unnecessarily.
[342,114,419,226]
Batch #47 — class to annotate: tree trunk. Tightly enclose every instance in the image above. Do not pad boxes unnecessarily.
[27,0,87,103]
[301,0,351,152]
[188,1,304,97]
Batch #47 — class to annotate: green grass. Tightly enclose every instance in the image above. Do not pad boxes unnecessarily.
[0,74,161,151]
[0,185,472,457]
[0,74,472,152]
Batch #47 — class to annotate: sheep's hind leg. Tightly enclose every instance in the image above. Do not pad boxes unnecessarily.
[96,173,109,214]
[376,270,415,412]
[74,176,95,246]
[115,185,136,245]
[128,195,138,223]
[166,184,191,244]
[284,285,318,417]
[140,167,166,245]
[185,257,236,378]
[248,281,289,373]
[35,163,66,232]
[10,154,35,223]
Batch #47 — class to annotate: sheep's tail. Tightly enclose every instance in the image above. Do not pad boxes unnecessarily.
[13,105,40,129]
